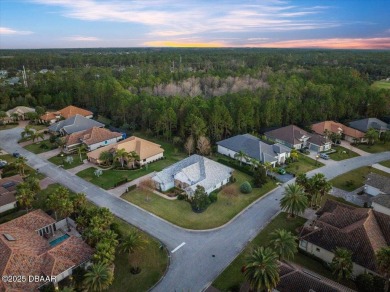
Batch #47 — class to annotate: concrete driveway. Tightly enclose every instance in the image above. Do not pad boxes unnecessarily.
[1,127,389,292]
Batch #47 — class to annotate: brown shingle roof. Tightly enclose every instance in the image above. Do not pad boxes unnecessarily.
[0,210,93,291]
[265,125,329,147]
[65,127,122,147]
[87,136,164,162]
[372,194,390,209]
[365,173,390,193]
[311,121,365,139]
[0,175,23,208]
[301,200,390,272]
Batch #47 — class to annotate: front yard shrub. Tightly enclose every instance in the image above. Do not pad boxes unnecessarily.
[190,186,211,213]
[177,193,187,200]
[209,192,218,203]
[126,185,137,192]
[253,167,268,188]
[356,273,374,292]
[114,178,128,187]
[240,181,252,194]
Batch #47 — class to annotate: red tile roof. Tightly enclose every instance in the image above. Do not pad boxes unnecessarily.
[311,121,365,139]
[65,127,122,147]
[40,112,58,121]
[0,210,93,291]
[301,200,390,272]
[59,106,92,119]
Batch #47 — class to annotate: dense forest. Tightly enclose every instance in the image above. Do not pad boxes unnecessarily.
[1,48,389,142]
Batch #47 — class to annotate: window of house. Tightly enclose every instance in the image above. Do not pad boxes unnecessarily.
[300,240,308,249]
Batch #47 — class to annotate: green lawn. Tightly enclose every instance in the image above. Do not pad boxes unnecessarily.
[213,212,356,291]
[354,143,390,153]
[48,153,87,169]
[379,160,390,168]
[24,140,57,154]
[121,171,277,229]
[29,124,47,131]
[284,154,324,175]
[330,166,390,192]
[327,146,360,161]
[0,123,18,130]
[372,80,390,90]
[0,154,45,179]
[107,218,168,292]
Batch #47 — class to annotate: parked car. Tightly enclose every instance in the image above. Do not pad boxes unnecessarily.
[12,152,20,158]
[0,160,7,168]
[278,168,286,175]
[320,153,330,160]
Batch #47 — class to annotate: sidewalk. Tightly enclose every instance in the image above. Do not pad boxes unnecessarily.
[67,160,98,174]
[37,148,61,159]
[372,163,390,174]
[340,140,370,156]
[108,171,156,197]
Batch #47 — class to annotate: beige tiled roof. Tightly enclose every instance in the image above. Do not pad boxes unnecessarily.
[65,127,122,147]
[0,210,93,291]
[301,200,390,272]
[311,121,365,139]
[87,136,164,161]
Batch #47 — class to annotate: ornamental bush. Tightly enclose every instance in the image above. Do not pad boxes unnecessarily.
[240,181,252,194]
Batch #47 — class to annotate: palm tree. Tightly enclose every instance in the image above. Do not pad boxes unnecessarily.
[21,125,34,139]
[114,148,129,168]
[59,197,74,231]
[71,192,87,214]
[262,161,272,176]
[377,247,390,292]
[269,229,298,260]
[98,150,112,166]
[364,128,378,145]
[13,156,28,176]
[289,149,299,162]
[280,183,308,218]
[311,173,332,207]
[120,231,147,258]
[83,262,113,292]
[31,131,44,142]
[25,175,41,193]
[46,186,70,221]
[77,144,87,162]
[16,183,35,212]
[127,150,140,169]
[234,150,247,166]
[244,246,280,292]
[331,247,353,281]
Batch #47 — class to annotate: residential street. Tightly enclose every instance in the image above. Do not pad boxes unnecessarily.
[1,127,389,292]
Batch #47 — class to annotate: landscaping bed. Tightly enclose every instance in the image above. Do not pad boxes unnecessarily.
[121,171,277,229]
[330,166,390,192]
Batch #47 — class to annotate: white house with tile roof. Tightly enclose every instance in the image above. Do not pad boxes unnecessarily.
[153,154,233,196]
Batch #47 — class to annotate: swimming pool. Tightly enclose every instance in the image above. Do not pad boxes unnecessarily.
[49,234,70,247]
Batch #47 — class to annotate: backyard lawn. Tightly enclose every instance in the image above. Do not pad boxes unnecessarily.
[48,153,87,169]
[121,171,277,229]
[354,143,390,153]
[372,80,390,90]
[29,124,47,131]
[330,166,390,192]
[379,160,390,168]
[284,153,324,175]
[213,212,356,291]
[108,218,168,292]
[24,140,57,154]
[327,146,359,161]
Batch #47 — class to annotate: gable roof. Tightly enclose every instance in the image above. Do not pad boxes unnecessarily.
[48,115,104,135]
[0,175,23,208]
[65,127,122,147]
[87,136,164,161]
[365,173,390,193]
[0,210,93,291]
[153,154,233,194]
[58,105,93,119]
[349,118,390,132]
[217,134,291,163]
[301,200,390,272]
[6,106,35,117]
[372,194,390,209]
[311,120,365,139]
[40,112,58,121]
[265,125,329,147]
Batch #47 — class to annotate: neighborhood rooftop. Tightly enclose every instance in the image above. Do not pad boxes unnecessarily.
[371,194,390,209]
[348,118,390,132]
[311,120,365,139]
[48,114,104,135]
[65,127,122,147]
[300,200,390,273]
[365,173,390,194]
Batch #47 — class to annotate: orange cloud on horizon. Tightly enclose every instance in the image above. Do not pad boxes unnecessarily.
[246,37,390,49]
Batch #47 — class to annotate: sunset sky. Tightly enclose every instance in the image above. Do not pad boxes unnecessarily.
[1,0,390,49]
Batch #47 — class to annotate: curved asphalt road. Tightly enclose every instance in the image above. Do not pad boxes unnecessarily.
[1,128,389,291]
